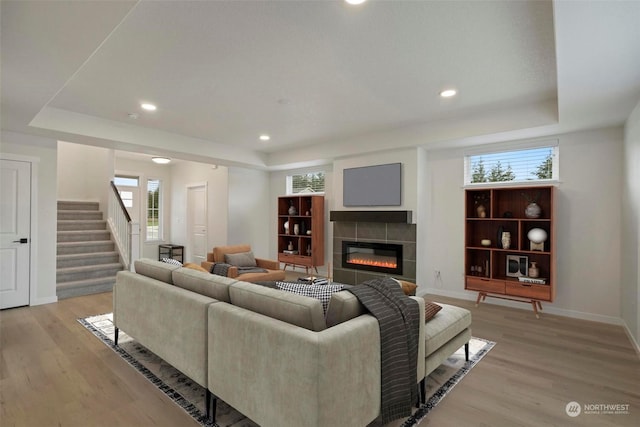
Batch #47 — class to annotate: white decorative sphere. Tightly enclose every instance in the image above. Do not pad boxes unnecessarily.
[527,228,548,244]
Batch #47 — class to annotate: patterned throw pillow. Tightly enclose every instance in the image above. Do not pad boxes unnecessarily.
[276,281,344,315]
[161,258,183,267]
[425,301,443,321]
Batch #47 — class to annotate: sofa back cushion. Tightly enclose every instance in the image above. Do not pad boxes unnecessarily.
[325,290,367,328]
[229,281,327,332]
[172,268,234,302]
[213,244,252,263]
[134,259,179,284]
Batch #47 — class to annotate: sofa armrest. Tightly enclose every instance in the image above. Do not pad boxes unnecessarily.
[208,303,380,427]
[255,258,280,270]
[226,266,239,278]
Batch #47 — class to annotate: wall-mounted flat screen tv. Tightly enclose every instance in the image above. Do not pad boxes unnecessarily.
[343,162,402,206]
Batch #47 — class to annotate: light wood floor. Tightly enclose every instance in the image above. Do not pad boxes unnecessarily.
[1,292,638,426]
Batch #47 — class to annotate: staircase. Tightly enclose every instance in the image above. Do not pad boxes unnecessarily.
[56,201,123,299]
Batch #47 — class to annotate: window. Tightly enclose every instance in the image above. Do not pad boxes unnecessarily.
[147,179,162,241]
[286,171,325,194]
[113,175,139,187]
[465,145,558,185]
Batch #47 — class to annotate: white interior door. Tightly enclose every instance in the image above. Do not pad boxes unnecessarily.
[187,184,207,265]
[0,159,31,309]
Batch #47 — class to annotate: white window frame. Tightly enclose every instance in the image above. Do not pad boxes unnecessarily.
[286,171,326,195]
[146,178,163,242]
[464,139,559,187]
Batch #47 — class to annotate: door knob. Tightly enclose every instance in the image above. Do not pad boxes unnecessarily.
[13,238,28,244]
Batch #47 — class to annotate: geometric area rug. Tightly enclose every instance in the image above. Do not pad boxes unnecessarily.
[79,313,495,427]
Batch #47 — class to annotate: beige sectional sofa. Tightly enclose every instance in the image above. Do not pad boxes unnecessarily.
[113,259,470,426]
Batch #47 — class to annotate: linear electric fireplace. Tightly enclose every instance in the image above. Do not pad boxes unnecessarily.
[342,241,403,275]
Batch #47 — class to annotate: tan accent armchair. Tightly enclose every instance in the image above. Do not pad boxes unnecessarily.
[201,244,285,282]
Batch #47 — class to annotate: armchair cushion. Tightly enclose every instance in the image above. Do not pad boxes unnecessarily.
[224,251,257,267]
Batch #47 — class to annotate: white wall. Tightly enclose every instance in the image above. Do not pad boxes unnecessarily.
[421,127,625,323]
[623,100,640,347]
[170,162,228,263]
[1,131,58,305]
[57,141,113,211]
[228,167,271,258]
[114,157,173,260]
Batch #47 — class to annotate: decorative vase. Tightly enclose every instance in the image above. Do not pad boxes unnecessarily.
[287,241,293,251]
[288,200,297,216]
[283,221,289,234]
[529,262,539,278]
[476,204,486,218]
[293,224,300,235]
[501,232,511,250]
[525,202,541,219]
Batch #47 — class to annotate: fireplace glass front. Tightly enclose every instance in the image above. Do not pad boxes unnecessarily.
[342,241,403,275]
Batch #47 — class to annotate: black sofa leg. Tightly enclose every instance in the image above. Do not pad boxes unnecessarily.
[465,342,469,361]
[206,390,217,422]
[114,327,119,346]
[419,378,426,405]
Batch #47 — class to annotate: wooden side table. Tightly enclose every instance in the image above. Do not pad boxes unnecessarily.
[158,244,184,263]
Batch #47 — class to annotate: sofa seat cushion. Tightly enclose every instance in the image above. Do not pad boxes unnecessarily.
[424,303,472,357]
[172,268,235,302]
[134,259,180,284]
[229,281,326,331]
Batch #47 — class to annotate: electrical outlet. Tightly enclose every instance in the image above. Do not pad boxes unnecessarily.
[434,270,441,279]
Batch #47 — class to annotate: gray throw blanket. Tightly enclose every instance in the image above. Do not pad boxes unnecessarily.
[210,262,231,276]
[348,277,420,424]
[210,263,267,277]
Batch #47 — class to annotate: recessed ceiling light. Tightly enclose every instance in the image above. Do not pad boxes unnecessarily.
[152,157,171,164]
[345,0,367,5]
[141,103,157,111]
[440,89,457,98]
[259,135,271,141]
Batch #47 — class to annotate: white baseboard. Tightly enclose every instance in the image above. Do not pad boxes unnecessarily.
[31,296,58,306]
[621,321,640,359]
[420,287,625,326]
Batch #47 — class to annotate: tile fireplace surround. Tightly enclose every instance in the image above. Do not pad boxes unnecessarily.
[331,211,417,286]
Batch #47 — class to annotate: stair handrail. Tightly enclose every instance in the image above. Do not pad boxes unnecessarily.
[111,181,131,223]
[107,181,139,271]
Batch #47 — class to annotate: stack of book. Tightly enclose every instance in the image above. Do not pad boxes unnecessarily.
[518,276,547,285]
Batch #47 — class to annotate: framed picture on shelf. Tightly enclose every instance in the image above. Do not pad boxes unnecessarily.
[506,254,528,277]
